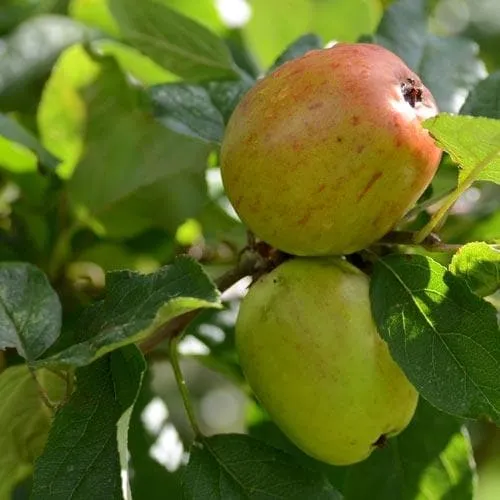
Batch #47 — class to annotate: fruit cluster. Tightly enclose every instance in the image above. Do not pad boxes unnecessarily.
[221,43,442,465]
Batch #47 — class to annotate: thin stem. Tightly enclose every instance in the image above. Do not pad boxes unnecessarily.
[48,222,81,280]
[415,148,500,243]
[373,230,462,252]
[169,336,201,436]
[402,187,455,222]
[28,365,56,414]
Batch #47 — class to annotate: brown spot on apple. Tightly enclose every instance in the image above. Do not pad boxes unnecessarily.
[356,145,365,154]
[298,212,311,225]
[351,116,360,126]
[308,102,324,110]
[317,184,326,193]
[357,171,383,202]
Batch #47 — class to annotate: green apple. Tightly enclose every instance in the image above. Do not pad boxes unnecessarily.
[236,257,418,465]
[221,43,442,255]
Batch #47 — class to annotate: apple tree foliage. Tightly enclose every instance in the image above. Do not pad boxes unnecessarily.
[0,0,500,498]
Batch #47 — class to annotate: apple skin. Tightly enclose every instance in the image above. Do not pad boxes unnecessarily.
[236,258,418,466]
[221,43,442,255]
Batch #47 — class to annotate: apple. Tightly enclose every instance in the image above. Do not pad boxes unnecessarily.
[236,257,418,465]
[221,43,442,255]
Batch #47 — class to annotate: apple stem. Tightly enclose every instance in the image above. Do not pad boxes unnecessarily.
[169,335,202,437]
[373,231,462,252]
[414,148,500,244]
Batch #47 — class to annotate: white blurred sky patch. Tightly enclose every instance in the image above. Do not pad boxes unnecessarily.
[141,397,168,435]
[215,0,252,28]
[141,397,185,472]
[150,424,184,472]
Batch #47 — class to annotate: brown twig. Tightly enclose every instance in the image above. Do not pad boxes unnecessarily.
[140,248,262,354]
[372,231,462,252]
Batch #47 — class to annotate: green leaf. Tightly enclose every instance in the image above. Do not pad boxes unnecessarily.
[0,262,61,361]
[183,433,341,499]
[65,55,212,236]
[69,0,121,36]
[374,0,486,113]
[343,399,476,500]
[0,365,65,499]
[0,15,99,112]
[157,0,225,34]
[149,83,225,144]
[423,114,500,185]
[244,0,381,69]
[269,33,324,73]
[0,134,38,173]
[37,43,101,179]
[460,71,500,119]
[415,36,487,114]
[37,42,177,182]
[108,0,238,80]
[247,409,347,494]
[32,346,146,500]
[93,39,177,85]
[0,113,59,170]
[370,254,500,423]
[37,256,221,368]
[449,242,500,297]
[115,346,147,500]
[204,77,254,124]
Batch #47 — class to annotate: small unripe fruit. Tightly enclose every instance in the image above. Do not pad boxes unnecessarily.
[236,258,418,465]
[221,43,442,255]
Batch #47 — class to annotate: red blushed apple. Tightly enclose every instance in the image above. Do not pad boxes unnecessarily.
[221,43,442,256]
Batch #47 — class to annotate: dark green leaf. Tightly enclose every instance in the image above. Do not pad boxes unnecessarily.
[0,262,61,361]
[248,413,347,494]
[149,83,225,144]
[370,254,500,423]
[374,0,485,113]
[372,0,431,70]
[0,365,65,499]
[423,114,500,185]
[417,35,487,114]
[183,433,341,499]
[204,77,254,124]
[108,0,238,80]
[460,71,500,118]
[32,346,146,500]
[0,15,99,112]
[344,399,476,500]
[450,242,500,297]
[0,113,59,170]
[37,256,221,368]
[269,33,324,73]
